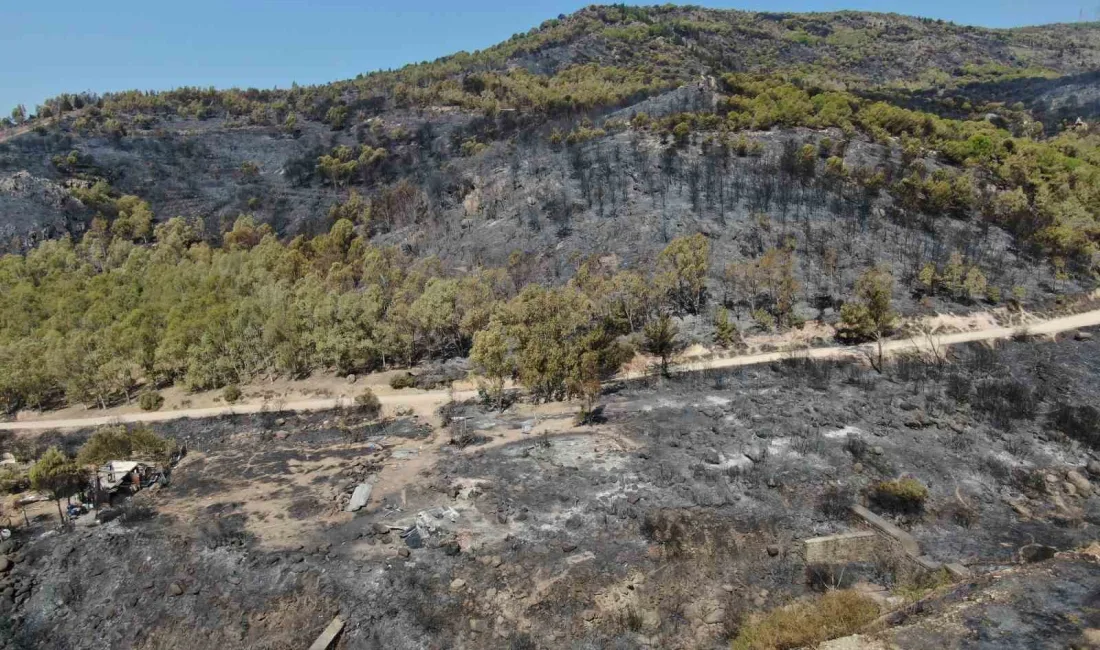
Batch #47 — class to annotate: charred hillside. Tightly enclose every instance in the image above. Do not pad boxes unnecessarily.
[1,5,1099,252]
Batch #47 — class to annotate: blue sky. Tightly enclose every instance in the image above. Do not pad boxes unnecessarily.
[4,0,1096,115]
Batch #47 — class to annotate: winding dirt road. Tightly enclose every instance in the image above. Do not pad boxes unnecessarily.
[2,308,1098,432]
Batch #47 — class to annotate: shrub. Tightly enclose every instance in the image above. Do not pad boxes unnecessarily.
[138,391,164,412]
[389,372,417,390]
[222,385,242,404]
[1048,403,1100,449]
[867,477,929,515]
[731,590,879,650]
[355,388,382,419]
[843,435,869,460]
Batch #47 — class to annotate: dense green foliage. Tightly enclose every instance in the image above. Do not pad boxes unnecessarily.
[0,216,709,411]
[75,425,175,468]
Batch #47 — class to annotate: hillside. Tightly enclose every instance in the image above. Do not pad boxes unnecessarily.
[4,7,1100,650]
[0,5,1099,412]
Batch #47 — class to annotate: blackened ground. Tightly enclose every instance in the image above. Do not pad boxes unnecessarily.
[2,329,1098,649]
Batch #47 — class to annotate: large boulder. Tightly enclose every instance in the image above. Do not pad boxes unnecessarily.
[345,483,373,512]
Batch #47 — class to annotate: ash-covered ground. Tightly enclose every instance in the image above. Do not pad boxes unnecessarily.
[2,330,1099,650]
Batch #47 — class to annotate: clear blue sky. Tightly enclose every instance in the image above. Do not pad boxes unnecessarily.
[4,0,1096,114]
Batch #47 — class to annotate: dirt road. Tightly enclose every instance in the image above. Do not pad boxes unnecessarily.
[672,306,1100,374]
[3,308,1098,432]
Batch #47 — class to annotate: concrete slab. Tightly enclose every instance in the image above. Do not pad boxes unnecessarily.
[308,616,345,650]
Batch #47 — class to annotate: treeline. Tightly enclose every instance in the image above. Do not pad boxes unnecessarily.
[0,213,715,413]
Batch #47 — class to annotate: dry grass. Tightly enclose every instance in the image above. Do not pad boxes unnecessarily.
[730,589,879,650]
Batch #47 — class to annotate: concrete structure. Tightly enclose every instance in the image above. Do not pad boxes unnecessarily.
[803,531,882,564]
[307,616,345,650]
[799,506,972,580]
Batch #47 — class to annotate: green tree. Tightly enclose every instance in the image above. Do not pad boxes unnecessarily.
[469,319,515,410]
[837,267,896,372]
[643,313,682,377]
[86,425,175,466]
[657,234,710,315]
[714,307,739,349]
[29,447,85,522]
[317,146,359,189]
[963,267,988,302]
[10,105,26,125]
[328,190,371,226]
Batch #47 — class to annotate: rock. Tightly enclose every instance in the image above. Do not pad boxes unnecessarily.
[379,533,393,545]
[274,417,286,426]
[1074,330,1094,341]
[450,579,466,590]
[852,462,863,473]
[0,558,10,574]
[1020,544,1057,563]
[347,374,357,383]
[1087,460,1100,478]
[372,522,391,535]
[397,548,410,558]
[703,609,725,625]
[469,618,487,633]
[168,583,184,597]
[766,477,779,488]
[345,483,373,512]
[1064,482,1078,496]
[871,446,884,456]
[721,584,734,592]
[442,541,461,556]
[582,609,597,621]
[703,449,721,464]
[1067,470,1092,497]
[561,542,577,553]
[496,512,508,524]
[766,545,781,557]
[274,431,288,440]
[402,527,423,549]
[490,555,502,568]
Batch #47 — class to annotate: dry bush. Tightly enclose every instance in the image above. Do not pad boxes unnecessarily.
[389,372,417,390]
[354,388,382,418]
[867,477,929,515]
[730,590,879,650]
